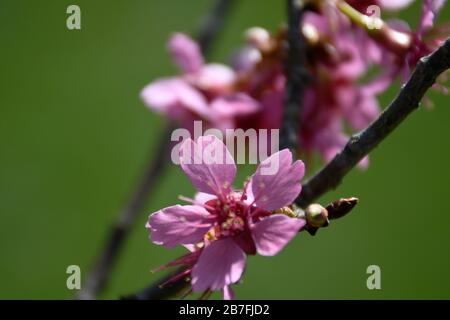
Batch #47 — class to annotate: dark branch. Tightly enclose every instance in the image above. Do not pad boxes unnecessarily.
[76,122,174,300]
[196,0,235,55]
[280,0,308,151]
[296,37,450,208]
[77,0,235,300]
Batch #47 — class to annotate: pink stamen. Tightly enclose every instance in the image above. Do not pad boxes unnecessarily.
[159,268,191,288]
[151,250,200,273]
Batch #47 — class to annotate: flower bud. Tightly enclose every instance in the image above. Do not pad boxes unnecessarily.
[326,197,359,220]
[305,204,329,228]
[302,23,319,45]
[244,27,271,50]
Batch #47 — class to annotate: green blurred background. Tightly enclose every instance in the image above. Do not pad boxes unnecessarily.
[1,0,449,299]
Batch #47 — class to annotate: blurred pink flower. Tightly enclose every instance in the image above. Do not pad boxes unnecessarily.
[146,135,306,298]
[141,33,260,131]
[346,0,414,12]
[405,0,447,71]
[351,0,447,78]
[140,1,448,168]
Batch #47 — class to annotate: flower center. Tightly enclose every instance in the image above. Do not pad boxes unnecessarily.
[203,191,275,244]
[204,193,253,240]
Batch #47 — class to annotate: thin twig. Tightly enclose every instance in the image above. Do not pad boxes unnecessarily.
[296,37,450,208]
[196,0,235,55]
[76,123,174,300]
[77,0,236,300]
[121,268,189,300]
[127,37,450,300]
[280,0,308,151]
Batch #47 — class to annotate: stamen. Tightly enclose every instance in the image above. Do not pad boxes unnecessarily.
[158,268,191,289]
[151,251,199,273]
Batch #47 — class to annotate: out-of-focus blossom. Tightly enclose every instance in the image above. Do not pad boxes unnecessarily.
[346,0,414,12]
[341,0,447,78]
[405,0,448,72]
[146,136,306,298]
[141,0,448,166]
[141,33,260,131]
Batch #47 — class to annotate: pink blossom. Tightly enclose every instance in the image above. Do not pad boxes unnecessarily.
[141,2,447,169]
[168,32,204,74]
[406,0,447,70]
[141,33,260,131]
[352,0,447,78]
[346,0,414,12]
[146,136,306,298]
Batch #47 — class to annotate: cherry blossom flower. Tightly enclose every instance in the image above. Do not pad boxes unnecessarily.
[140,33,260,131]
[146,135,306,298]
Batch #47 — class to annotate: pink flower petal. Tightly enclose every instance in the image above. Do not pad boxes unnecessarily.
[170,80,211,118]
[147,205,213,248]
[222,286,235,300]
[140,77,179,113]
[189,63,236,94]
[340,87,380,130]
[358,156,370,170]
[194,192,217,204]
[248,149,305,211]
[303,12,329,35]
[378,0,414,11]
[231,46,262,72]
[258,87,283,129]
[333,36,366,79]
[210,93,260,117]
[182,244,198,252]
[251,214,306,256]
[191,238,246,292]
[140,78,210,119]
[180,136,236,198]
[168,32,204,74]
[418,0,445,32]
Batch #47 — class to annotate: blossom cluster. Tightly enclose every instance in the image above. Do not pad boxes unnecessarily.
[141,0,448,166]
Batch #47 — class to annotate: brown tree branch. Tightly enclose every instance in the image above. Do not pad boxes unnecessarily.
[76,0,236,300]
[76,123,174,300]
[296,37,450,208]
[280,0,308,151]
